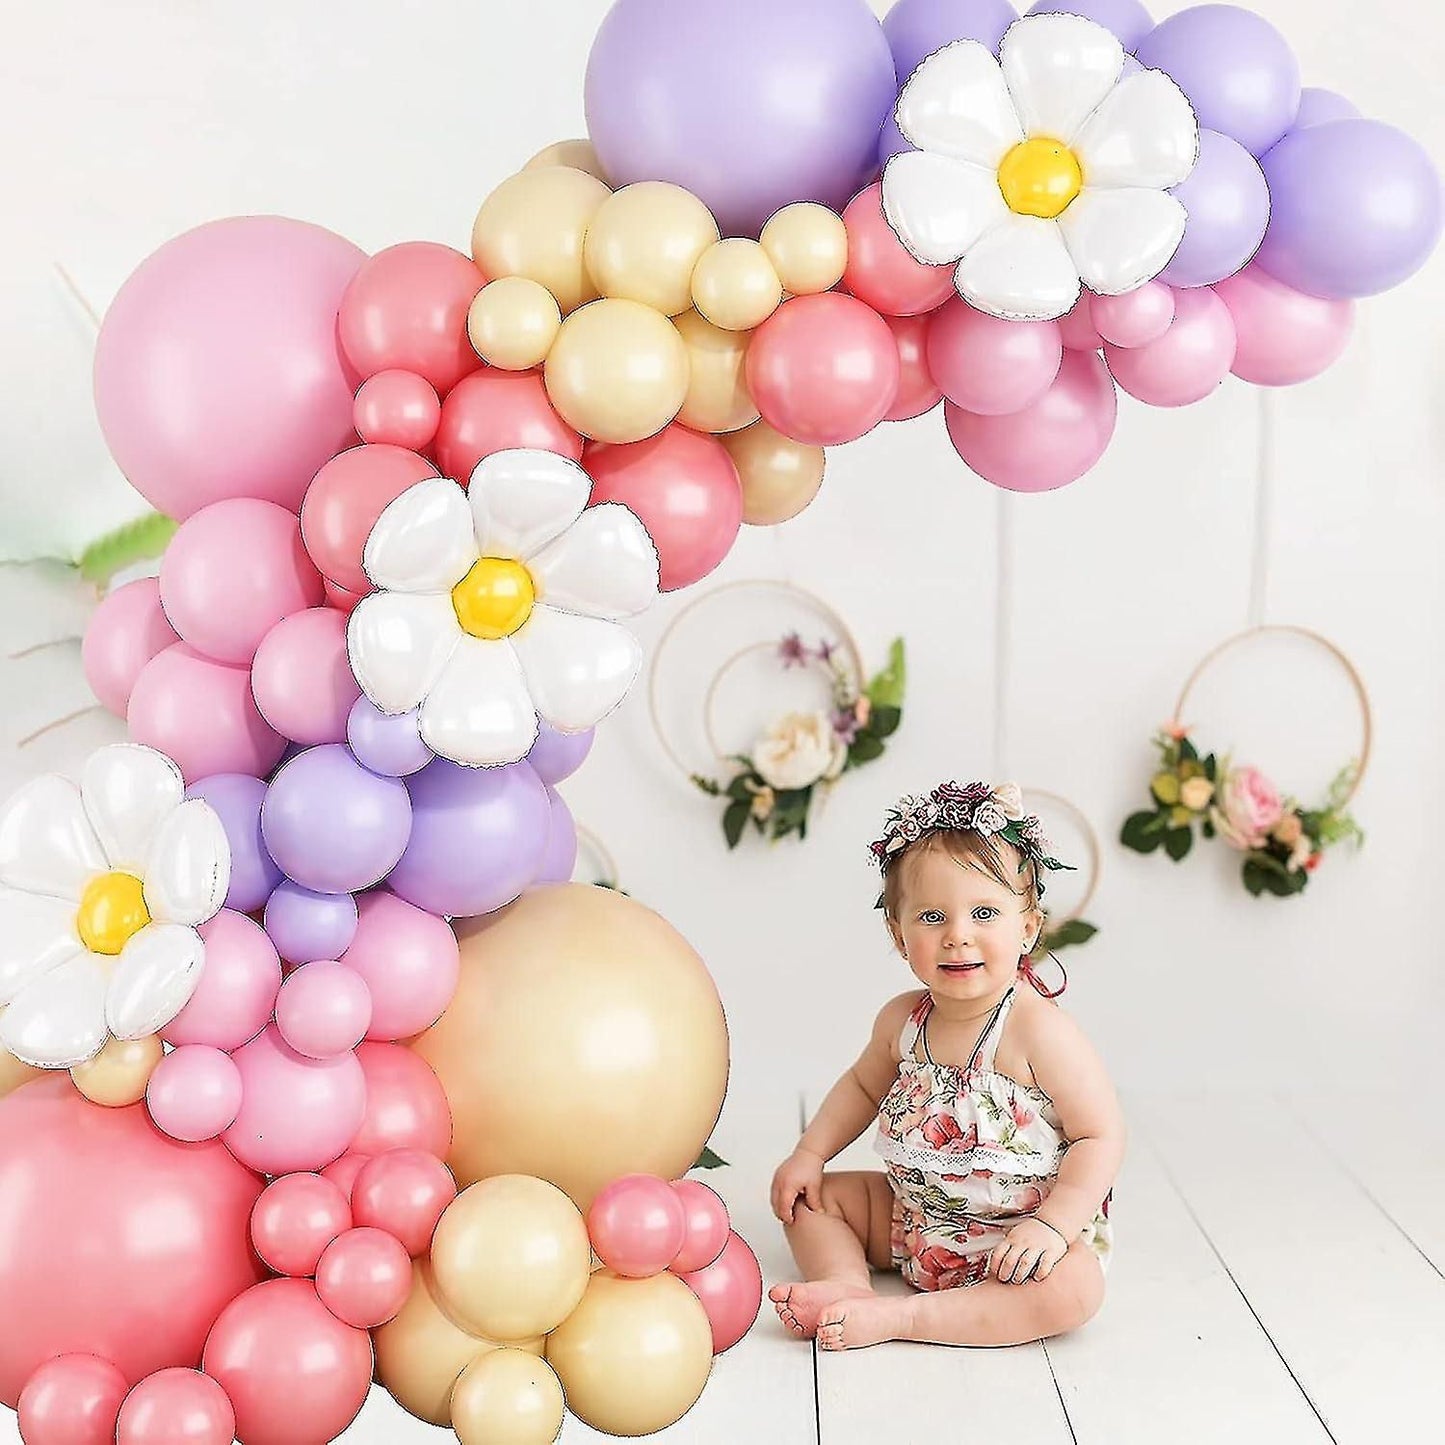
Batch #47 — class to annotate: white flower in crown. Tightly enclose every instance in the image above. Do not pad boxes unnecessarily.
[0,744,230,1068]
[973,802,1009,835]
[347,450,661,768]
[991,782,1026,820]
[882,14,1199,321]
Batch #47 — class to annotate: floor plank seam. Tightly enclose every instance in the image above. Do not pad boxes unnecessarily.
[1039,1339,1079,1444]
[794,1089,823,1445]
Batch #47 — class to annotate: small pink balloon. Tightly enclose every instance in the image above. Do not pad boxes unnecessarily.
[82,578,179,718]
[1058,292,1105,351]
[435,370,584,486]
[323,579,365,616]
[842,182,955,316]
[18,1354,128,1445]
[675,1231,763,1354]
[882,313,943,422]
[321,1153,370,1202]
[146,1046,243,1142]
[587,1174,688,1279]
[351,1042,453,1159]
[1105,286,1237,407]
[115,1369,236,1445]
[670,1180,731,1272]
[340,891,459,1042]
[1091,282,1177,349]
[926,299,1063,416]
[163,910,281,1051]
[251,607,362,746]
[250,1173,353,1278]
[315,1227,412,1329]
[353,370,443,451]
[351,1149,457,1257]
[275,962,373,1060]
[1214,265,1355,386]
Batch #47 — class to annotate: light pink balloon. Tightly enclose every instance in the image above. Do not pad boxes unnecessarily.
[82,578,179,718]
[1058,292,1105,351]
[351,1149,457,1257]
[1214,265,1355,385]
[163,910,281,1052]
[675,1231,763,1354]
[670,1180,732,1273]
[115,1369,236,1445]
[1091,282,1176,349]
[17,1354,128,1445]
[1105,287,1237,407]
[251,607,362,746]
[315,1227,412,1329]
[250,1173,352,1279]
[94,216,364,522]
[587,1174,688,1279]
[926,299,1062,416]
[341,891,460,1042]
[146,1046,243,1143]
[350,1042,452,1159]
[353,370,442,451]
[882,313,943,422]
[275,962,373,1060]
[842,183,955,317]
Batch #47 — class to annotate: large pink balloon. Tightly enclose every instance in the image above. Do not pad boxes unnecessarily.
[675,1230,763,1354]
[1105,287,1237,407]
[82,578,179,719]
[0,1076,265,1408]
[94,217,364,521]
[1214,265,1355,385]
[163,910,282,1052]
[926,300,1062,416]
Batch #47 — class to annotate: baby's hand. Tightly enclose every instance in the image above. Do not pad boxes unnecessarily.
[770,1147,824,1224]
[991,1217,1069,1284]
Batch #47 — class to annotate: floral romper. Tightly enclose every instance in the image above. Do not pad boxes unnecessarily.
[874,984,1114,1291]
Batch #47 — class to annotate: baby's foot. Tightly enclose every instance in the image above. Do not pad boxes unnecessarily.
[816,1294,913,1351]
[769,1280,875,1338]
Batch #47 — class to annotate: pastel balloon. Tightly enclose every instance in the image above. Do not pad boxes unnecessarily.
[332,891,457,1043]
[1214,265,1354,385]
[264,881,359,965]
[524,138,607,177]
[316,1227,412,1329]
[346,698,434,778]
[466,279,563,372]
[251,607,361,746]
[585,182,720,316]
[885,0,1017,83]
[759,203,849,296]
[0,1048,39,1102]
[249,1173,352,1278]
[674,309,759,434]
[352,1148,457,1257]
[1105,286,1237,406]
[674,1230,763,1353]
[435,370,584,485]
[524,720,594,787]
[1058,292,1105,351]
[690,239,783,332]
[1026,0,1149,45]
[275,962,372,1060]
[1090,282,1176,349]
[842,183,956,317]
[722,420,826,526]
[163,908,280,1051]
[1292,87,1360,130]
[353,370,442,452]
[451,1349,565,1445]
[83,578,179,719]
[536,786,578,885]
[71,1034,163,1107]
[114,1369,236,1445]
[1157,130,1271,289]
[146,1045,243,1142]
[670,1180,732,1272]
[588,1174,687,1278]
[351,1041,453,1159]
[926,300,1062,415]
[883,313,943,422]
[17,1354,128,1445]
[321,1153,370,1203]
[93,216,363,521]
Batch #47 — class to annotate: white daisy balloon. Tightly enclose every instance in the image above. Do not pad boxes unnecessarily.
[0,743,230,1068]
[347,449,661,769]
[882,13,1200,322]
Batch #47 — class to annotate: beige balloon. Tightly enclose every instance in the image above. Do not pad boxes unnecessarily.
[472,166,612,315]
[691,240,783,332]
[674,310,759,434]
[543,299,689,444]
[760,203,849,295]
[545,1272,713,1437]
[722,420,827,525]
[524,139,607,181]
[451,1349,565,1445]
[413,884,728,1211]
[467,279,562,371]
[70,1034,162,1106]
[0,1035,40,1100]
[584,182,720,317]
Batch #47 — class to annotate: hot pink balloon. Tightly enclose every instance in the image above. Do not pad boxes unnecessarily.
[17,1354,128,1445]
[1214,265,1355,385]
[350,1042,452,1159]
[351,1149,457,1257]
[251,607,361,746]
[115,1369,236,1445]
[353,370,443,451]
[926,300,1062,416]
[340,891,459,1042]
[842,183,955,317]
[674,1231,763,1354]
[435,370,584,484]
[882,313,943,422]
[315,1227,412,1329]
[249,1173,353,1278]
[1058,292,1105,351]
[82,578,179,718]
[1091,283,1176,349]
[670,1180,732,1273]
[146,1046,243,1143]
[587,1174,688,1279]
[163,910,281,1052]
[275,962,373,1060]
[1105,287,1237,407]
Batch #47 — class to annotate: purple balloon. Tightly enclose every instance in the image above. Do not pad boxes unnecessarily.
[1134,4,1300,157]
[524,721,595,787]
[346,697,433,778]
[535,787,580,886]
[186,774,282,913]
[879,111,913,169]
[885,0,1017,82]
[1157,129,1270,288]
[261,744,412,896]
[264,881,359,965]
[1026,0,1152,52]
[585,0,897,237]
[387,759,551,919]
[1292,87,1361,132]
[1256,119,1443,300]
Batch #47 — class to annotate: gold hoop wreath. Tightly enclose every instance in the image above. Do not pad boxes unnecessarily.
[1015,788,1104,997]
[1121,625,1370,897]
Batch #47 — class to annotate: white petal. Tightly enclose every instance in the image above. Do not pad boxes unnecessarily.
[418,639,540,768]
[882,152,1008,267]
[348,592,462,716]
[528,504,661,621]
[512,607,643,734]
[81,744,185,874]
[0,774,107,900]
[0,886,82,1007]
[363,477,480,594]
[1000,13,1123,143]
[0,953,108,1067]
[895,40,1023,167]
[955,215,1082,321]
[106,923,205,1040]
[469,450,592,562]
[1073,70,1200,190]
[142,799,231,927]
[1059,188,1188,295]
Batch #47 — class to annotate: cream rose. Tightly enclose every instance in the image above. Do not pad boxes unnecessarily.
[991,783,1025,820]
[1179,776,1214,811]
[752,711,844,791]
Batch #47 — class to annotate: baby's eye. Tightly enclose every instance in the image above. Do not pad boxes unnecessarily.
[918,909,945,925]
[972,906,1000,922]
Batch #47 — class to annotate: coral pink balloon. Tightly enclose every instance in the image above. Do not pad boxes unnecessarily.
[0,1076,265,1407]
[747,294,901,446]
[93,216,364,522]
[163,910,281,1052]
[944,350,1118,493]
[300,443,439,595]
[1058,292,1104,351]
[350,1149,457,1257]
[251,607,362,746]
[202,1279,373,1445]
[339,891,459,1042]
[82,578,178,718]
[670,1180,732,1273]
[926,300,1063,416]
[353,370,442,451]
[434,370,584,485]
[323,579,365,616]
[674,1231,763,1354]
[315,1227,412,1329]
[1214,265,1355,385]
[115,1369,236,1445]
[351,1042,452,1159]
[146,1046,243,1143]
[1091,283,1176,349]
[842,183,955,316]
[225,1027,367,1176]
[1105,287,1237,407]
[128,643,286,784]
[583,425,742,592]
[882,313,943,422]
[249,1173,352,1278]
[339,242,485,394]
[587,1174,688,1279]
[17,1354,128,1445]
[321,1153,370,1202]
[275,962,373,1060]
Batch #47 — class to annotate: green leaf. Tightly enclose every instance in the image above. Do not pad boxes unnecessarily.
[78,512,178,587]
[693,1145,728,1170]
[1202,818,1215,839]
[1163,827,1193,861]
[725,774,757,802]
[849,734,885,765]
[866,638,907,709]
[870,705,902,739]
[1203,754,1217,782]
[1042,919,1098,951]
[722,799,750,849]
[690,774,722,797]
[1120,811,1165,853]
[1178,737,1198,763]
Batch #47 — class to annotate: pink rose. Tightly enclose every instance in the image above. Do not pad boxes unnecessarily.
[1215,766,1283,850]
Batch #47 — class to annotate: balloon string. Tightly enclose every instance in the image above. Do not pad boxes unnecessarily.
[53,263,101,333]
[1247,388,1275,629]
[17,703,107,751]
[992,490,1014,777]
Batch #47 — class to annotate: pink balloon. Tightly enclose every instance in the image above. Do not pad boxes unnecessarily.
[163,910,281,1052]
[251,607,362,746]
[275,962,373,1060]
[1058,292,1105,351]
[1091,282,1176,349]
[435,370,584,484]
[747,294,901,446]
[674,1231,763,1354]
[0,1077,265,1407]
[353,370,443,451]
[1214,265,1355,385]
[323,579,365,616]
[250,1173,353,1278]
[944,349,1118,492]
[351,1042,453,1159]
[315,1227,412,1329]
[587,1174,688,1279]
[93,216,364,521]
[128,643,287,785]
[670,1180,732,1273]
[926,300,1063,416]
[1105,287,1237,407]
[202,1279,372,1445]
[842,183,955,316]
[17,1354,128,1445]
[351,1149,457,1257]
[115,1369,236,1445]
[340,891,459,1042]
[882,313,943,422]
[225,1027,367,1176]
[320,1153,370,1203]
[583,425,742,592]
[82,578,179,718]
[146,1046,243,1143]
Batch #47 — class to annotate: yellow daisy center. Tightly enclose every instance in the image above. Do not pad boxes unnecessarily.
[451,556,536,640]
[76,871,150,956]
[997,138,1083,220]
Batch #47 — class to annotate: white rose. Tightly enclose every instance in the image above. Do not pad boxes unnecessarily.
[752,711,838,791]
[1286,831,1313,873]
[991,783,1025,820]
[973,802,1008,835]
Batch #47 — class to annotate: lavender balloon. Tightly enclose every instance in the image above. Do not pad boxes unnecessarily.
[885,0,1017,81]
[1026,0,1152,51]
[525,721,595,787]
[1292,87,1361,132]
[1157,130,1270,288]
[879,111,913,169]
[264,881,360,964]
[186,773,282,912]
[536,786,579,885]
[346,697,433,778]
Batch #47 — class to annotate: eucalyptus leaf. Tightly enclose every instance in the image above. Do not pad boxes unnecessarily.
[723,799,749,849]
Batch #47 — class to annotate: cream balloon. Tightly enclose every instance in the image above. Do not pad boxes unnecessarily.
[467,278,562,371]
[545,1271,713,1437]
[760,203,849,295]
[450,1349,565,1445]
[691,240,783,332]
[413,884,728,1210]
[471,166,612,315]
[70,1033,162,1106]
[674,310,759,434]
[0,1036,39,1099]
[524,139,607,181]
[722,421,826,525]
[584,182,720,317]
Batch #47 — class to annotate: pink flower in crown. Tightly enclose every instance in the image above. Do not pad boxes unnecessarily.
[1214,766,1284,850]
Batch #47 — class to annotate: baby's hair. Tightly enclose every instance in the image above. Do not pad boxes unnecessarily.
[880,828,1042,927]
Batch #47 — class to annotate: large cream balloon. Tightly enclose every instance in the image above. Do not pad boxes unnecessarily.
[545,1271,713,1437]
[584,183,720,317]
[471,166,612,315]
[691,240,783,332]
[760,203,849,296]
[451,1348,566,1445]
[414,884,728,1210]
[467,278,562,371]
[0,1037,40,1100]
[524,139,607,181]
[722,420,826,525]
[674,310,759,434]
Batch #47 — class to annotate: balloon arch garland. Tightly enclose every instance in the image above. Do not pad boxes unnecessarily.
[2,0,1441,1441]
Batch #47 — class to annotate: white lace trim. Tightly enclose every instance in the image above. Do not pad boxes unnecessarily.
[874,1132,1064,1177]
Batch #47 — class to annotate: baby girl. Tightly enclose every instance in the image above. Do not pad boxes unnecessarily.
[769,780,1123,1351]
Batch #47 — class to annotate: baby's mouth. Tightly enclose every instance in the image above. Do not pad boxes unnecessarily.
[938,961,984,973]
